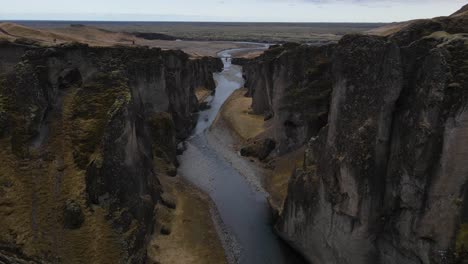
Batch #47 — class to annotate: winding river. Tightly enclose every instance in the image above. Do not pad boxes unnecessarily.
[178,47,305,264]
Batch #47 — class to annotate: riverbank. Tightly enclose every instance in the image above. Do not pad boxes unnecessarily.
[147,174,227,264]
[178,44,308,263]
[214,87,304,214]
[146,72,230,264]
[207,87,271,193]
[148,47,273,264]
[219,88,265,141]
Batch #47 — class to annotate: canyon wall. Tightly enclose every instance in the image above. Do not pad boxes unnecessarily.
[241,6,468,264]
[0,41,221,263]
[240,43,334,154]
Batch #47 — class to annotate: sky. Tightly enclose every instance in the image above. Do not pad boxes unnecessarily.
[0,0,465,23]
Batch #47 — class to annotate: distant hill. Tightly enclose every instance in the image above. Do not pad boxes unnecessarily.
[0,22,136,46]
[369,3,468,37]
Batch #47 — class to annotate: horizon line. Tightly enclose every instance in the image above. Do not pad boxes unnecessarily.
[0,19,395,24]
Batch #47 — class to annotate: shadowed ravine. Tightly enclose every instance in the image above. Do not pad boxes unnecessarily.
[179,48,305,264]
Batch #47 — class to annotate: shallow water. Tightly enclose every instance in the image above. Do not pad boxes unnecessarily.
[179,48,305,264]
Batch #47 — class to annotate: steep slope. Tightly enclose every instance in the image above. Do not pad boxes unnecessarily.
[279,12,468,264]
[240,43,334,154]
[240,5,468,264]
[0,41,222,263]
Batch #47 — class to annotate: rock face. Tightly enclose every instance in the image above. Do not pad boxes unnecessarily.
[0,42,221,263]
[241,43,334,154]
[272,9,468,264]
[239,6,468,264]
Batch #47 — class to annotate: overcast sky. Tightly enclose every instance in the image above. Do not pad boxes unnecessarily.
[0,0,465,22]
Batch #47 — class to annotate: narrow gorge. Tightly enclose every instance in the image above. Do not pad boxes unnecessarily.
[0,3,467,264]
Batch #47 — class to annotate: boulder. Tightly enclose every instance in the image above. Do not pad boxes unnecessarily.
[63,200,84,229]
[240,138,276,160]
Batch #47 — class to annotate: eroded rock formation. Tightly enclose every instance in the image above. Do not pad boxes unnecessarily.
[241,43,334,154]
[241,5,468,264]
[0,41,221,262]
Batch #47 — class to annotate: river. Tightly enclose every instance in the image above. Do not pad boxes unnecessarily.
[178,47,305,264]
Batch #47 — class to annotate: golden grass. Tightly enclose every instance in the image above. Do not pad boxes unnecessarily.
[216,87,302,211]
[0,86,124,262]
[148,176,227,264]
[195,87,212,103]
[0,22,269,57]
[220,88,265,141]
[0,22,135,47]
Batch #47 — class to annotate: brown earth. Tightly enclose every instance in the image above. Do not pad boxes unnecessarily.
[147,175,227,264]
[195,87,213,103]
[0,22,266,57]
[146,89,228,264]
[220,88,265,141]
[0,87,124,263]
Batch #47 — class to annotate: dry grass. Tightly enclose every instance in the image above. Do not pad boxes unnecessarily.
[0,22,134,46]
[216,88,301,211]
[1,21,386,57]
[366,20,416,36]
[229,49,266,59]
[0,22,268,57]
[51,21,383,43]
[0,87,124,263]
[195,87,212,103]
[220,88,265,141]
[148,176,226,264]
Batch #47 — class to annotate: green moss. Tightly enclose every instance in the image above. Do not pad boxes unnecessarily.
[0,78,7,136]
[107,92,131,120]
[282,81,332,113]
[280,49,332,120]
[1,62,46,158]
[148,112,176,163]
[457,224,468,253]
[424,31,452,40]
[0,92,5,113]
[454,224,468,263]
[69,72,131,169]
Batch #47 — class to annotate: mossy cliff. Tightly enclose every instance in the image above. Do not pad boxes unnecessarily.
[241,5,468,264]
[0,42,221,263]
[239,43,334,154]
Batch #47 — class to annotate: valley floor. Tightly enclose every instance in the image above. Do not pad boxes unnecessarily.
[215,87,305,213]
[147,176,227,264]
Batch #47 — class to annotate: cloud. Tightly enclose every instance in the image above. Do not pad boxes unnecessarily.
[262,0,456,3]
[259,0,463,9]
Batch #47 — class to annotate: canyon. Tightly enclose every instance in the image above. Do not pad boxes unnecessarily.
[239,4,468,264]
[0,3,467,264]
[0,41,223,262]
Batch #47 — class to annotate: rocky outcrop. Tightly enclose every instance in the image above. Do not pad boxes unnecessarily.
[240,138,276,160]
[0,246,42,264]
[63,200,85,229]
[0,40,29,74]
[275,7,468,264]
[0,42,221,263]
[278,34,403,264]
[240,43,334,154]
